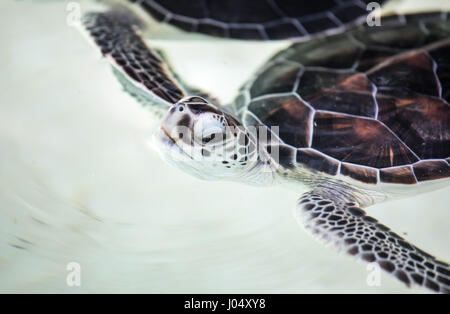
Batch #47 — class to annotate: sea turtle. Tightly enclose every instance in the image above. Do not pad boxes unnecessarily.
[79,0,450,293]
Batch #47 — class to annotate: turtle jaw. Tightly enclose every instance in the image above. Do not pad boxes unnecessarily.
[153,127,189,161]
[159,126,177,146]
[153,127,222,181]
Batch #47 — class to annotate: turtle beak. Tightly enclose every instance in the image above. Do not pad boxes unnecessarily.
[160,102,194,145]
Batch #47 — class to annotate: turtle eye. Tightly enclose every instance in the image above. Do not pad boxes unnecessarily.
[201,131,225,144]
[202,133,215,144]
[194,114,226,145]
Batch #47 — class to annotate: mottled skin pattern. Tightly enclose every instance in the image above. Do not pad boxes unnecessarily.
[80,2,450,293]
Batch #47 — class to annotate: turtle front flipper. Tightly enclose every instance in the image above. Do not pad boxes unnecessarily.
[295,187,450,293]
[81,10,185,116]
[132,0,386,40]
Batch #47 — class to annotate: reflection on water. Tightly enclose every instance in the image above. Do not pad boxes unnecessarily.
[0,0,449,293]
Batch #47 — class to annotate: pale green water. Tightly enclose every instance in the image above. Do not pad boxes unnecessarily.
[0,0,449,293]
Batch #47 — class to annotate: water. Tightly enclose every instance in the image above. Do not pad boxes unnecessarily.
[0,0,449,293]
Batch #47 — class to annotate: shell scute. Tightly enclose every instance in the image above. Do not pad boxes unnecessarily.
[296,148,340,175]
[248,95,313,148]
[283,36,363,69]
[429,44,450,102]
[340,163,378,184]
[268,144,297,169]
[353,24,426,49]
[377,89,450,160]
[380,166,417,184]
[311,112,419,168]
[297,71,376,117]
[367,50,441,97]
[413,160,450,182]
[250,62,302,98]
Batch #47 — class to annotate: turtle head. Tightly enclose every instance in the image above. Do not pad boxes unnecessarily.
[154,96,258,181]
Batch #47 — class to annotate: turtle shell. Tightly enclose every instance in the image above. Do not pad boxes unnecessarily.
[240,13,450,185]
